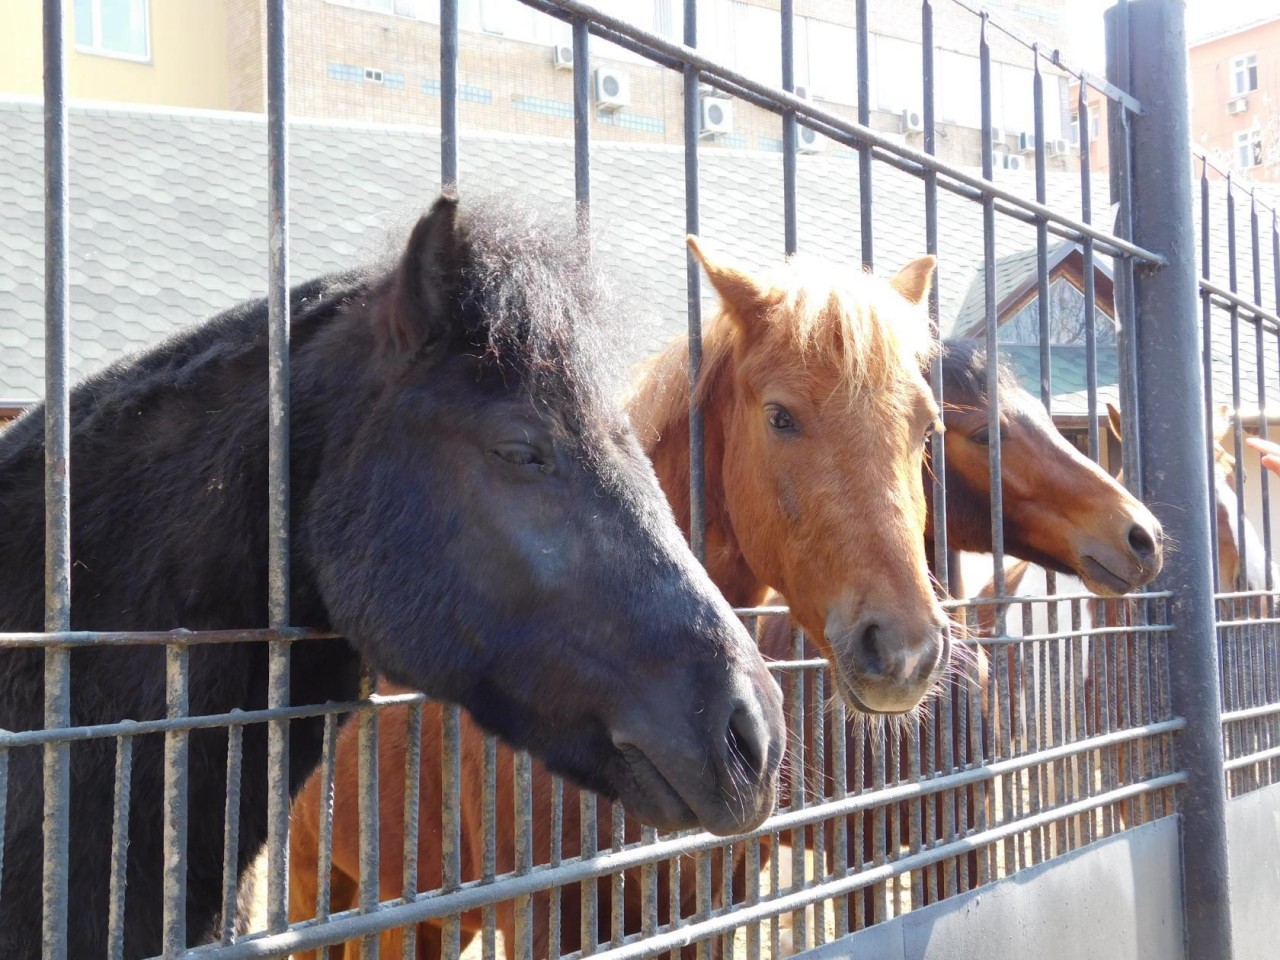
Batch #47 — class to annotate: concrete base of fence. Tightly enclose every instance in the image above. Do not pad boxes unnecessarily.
[792,817,1184,960]
[1229,783,1280,960]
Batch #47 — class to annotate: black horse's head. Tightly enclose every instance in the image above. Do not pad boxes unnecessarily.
[304,195,783,835]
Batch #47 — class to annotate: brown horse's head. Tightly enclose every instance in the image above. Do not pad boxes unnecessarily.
[933,341,1163,596]
[687,239,949,715]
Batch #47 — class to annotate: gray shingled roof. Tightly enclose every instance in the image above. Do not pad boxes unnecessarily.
[0,98,1275,423]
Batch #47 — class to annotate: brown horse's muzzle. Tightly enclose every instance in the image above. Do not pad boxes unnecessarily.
[1074,509,1164,596]
[825,610,951,714]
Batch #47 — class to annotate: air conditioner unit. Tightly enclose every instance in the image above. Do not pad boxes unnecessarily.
[1018,131,1037,153]
[900,108,925,134]
[552,44,574,71]
[593,68,631,111]
[990,126,1006,148]
[363,67,384,84]
[795,124,825,153]
[699,96,734,138]
[1047,137,1070,157]
[1002,153,1024,171]
[1227,96,1248,115]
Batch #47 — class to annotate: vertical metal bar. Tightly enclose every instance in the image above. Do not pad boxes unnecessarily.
[265,0,292,936]
[788,629,807,948]
[440,0,459,187]
[442,703,463,960]
[315,712,339,922]
[162,646,191,955]
[40,1,71,954]
[856,0,872,269]
[550,776,563,960]
[979,15,1006,604]
[220,724,244,945]
[1111,5,1233,958]
[108,735,134,960]
[1033,50,1051,413]
[683,0,704,563]
[401,701,423,960]
[513,751,534,960]
[1078,77,1100,463]
[482,735,498,960]
[1251,196,1273,589]
[1227,182,1247,587]
[1200,160,1222,590]
[922,0,951,594]
[610,804,625,949]
[781,0,797,255]
[579,790,598,956]
[573,16,591,213]
[357,668,381,959]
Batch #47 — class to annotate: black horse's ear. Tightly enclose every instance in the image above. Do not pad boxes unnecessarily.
[377,192,465,355]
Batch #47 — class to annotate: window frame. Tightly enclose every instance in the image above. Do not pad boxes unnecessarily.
[74,0,152,64]
[1230,52,1258,96]
[1235,128,1262,169]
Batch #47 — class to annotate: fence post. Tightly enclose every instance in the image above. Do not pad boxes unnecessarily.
[1106,3,1234,959]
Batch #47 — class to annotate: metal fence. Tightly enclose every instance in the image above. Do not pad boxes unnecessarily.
[7,0,1278,958]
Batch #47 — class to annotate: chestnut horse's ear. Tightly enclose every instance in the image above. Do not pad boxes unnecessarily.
[1213,403,1233,444]
[1106,402,1124,443]
[889,255,936,306]
[378,192,465,355]
[687,236,769,322]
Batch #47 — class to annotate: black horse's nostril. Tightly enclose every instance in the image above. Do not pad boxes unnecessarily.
[1128,523,1158,562]
[855,621,887,678]
[725,704,767,780]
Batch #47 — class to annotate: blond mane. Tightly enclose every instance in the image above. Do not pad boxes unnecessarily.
[625,256,937,444]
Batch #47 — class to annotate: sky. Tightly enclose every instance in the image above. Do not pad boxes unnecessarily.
[1066,0,1278,71]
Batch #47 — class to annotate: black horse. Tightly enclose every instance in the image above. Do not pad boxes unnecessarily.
[0,195,784,958]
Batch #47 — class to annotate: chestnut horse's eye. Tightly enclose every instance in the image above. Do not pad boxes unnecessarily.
[969,425,990,446]
[765,403,798,434]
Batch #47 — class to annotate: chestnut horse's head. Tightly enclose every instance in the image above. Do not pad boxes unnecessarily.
[935,342,1163,596]
[687,239,949,715]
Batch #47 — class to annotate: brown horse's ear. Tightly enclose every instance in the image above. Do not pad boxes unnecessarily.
[687,236,769,322]
[377,192,465,355]
[1106,402,1124,443]
[889,255,937,306]
[1214,403,1233,444]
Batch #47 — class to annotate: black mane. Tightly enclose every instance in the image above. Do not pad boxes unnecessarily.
[938,337,1024,406]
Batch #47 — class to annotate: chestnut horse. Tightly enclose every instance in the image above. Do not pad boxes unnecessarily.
[287,243,953,957]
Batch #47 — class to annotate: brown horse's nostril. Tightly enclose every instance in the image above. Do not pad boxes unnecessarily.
[1128,522,1158,562]
[725,703,767,780]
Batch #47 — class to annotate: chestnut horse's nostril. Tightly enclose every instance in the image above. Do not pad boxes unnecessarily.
[855,622,887,679]
[725,704,767,780]
[1128,522,1158,562]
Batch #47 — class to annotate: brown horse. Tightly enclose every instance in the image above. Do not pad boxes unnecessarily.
[287,242,953,957]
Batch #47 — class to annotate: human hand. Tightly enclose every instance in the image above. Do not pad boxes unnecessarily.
[1246,436,1280,476]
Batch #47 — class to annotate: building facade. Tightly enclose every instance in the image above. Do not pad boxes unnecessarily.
[2,0,1077,171]
[1189,15,1280,183]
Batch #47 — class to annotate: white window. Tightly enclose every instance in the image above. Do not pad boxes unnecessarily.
[936,50,981,128]
[327,0,437,19]
[1235,128,1263,169]
[872,34,920,113]
[1231,53,1258,95]
[1088,106,1100,141]
[74,0,149,61]
[801,18,858,104]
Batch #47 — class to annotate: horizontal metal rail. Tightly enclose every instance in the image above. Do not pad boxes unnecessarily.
[1225,746,1280,772]
[1200,278,1280,331]
[518,0,1165,266]
[177,768,1186,960]
[0,627,340,649]
[1221,701,1280,725]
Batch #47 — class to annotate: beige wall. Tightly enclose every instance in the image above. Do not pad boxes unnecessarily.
[0,0,230,109]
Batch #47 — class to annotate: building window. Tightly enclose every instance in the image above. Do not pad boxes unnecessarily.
[1235,128,1263,169]
[1231,53,1258,95]
[1088,106,1100,141]
[74,0,149,60]
[1070,114,1080,144]
[999,278,1117,346]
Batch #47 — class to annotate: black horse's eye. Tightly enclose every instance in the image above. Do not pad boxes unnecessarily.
[765,403,798,434]
[492,443,548,470]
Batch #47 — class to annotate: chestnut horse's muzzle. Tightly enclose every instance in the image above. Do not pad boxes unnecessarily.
[826,611,951,715]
